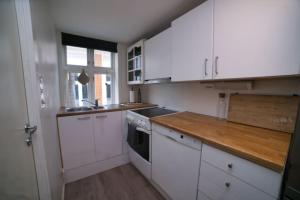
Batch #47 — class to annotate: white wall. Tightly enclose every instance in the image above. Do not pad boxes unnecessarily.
[30,0,63,200]
[117,43,130,103]
[141,78,300,117]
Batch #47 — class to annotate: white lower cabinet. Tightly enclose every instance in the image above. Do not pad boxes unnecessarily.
[58,114,95,170]
[201,144,282,197]
[151,125,282,200]
[198,162,275,200]
[198,144,282,200]
[58,111,123,170]
[152,124,202,200]
[93,112,122,161]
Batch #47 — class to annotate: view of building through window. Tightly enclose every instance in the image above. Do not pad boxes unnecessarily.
[94,50,111,68]
[94,74,111,105]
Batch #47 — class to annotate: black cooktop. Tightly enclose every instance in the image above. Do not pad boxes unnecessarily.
[132,107,177,118]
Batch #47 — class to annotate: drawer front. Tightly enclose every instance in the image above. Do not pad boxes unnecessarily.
[198,161,275,200]
[201,144,282,198]
[152,123,202,150]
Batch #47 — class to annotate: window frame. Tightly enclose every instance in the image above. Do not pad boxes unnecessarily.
[62,45,116,105]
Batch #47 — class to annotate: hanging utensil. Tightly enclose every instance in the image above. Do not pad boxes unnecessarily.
[78,69,90,85]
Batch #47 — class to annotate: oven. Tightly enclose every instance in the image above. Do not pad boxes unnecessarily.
[126,107,177,180]
[127,123,151,162]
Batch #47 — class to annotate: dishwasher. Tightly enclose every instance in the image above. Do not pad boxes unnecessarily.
[152,124,202,200]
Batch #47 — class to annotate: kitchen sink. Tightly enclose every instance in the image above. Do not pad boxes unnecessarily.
[64,107,93,112]
[64,106,104,112]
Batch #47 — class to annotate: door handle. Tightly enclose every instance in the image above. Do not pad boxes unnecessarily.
[96,115,107,119]
[24,123,37,146]
[215,56,219,75]
[204,58,208,76]
[77,116,91,120]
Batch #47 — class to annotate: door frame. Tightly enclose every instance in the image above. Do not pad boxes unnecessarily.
[15,0,52,199]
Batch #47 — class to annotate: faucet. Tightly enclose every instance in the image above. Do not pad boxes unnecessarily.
[82,99,99,108]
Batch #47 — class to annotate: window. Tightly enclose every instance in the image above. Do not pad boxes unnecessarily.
[94,50,111,68]
[63,45,117,107]
[66,46,87,66]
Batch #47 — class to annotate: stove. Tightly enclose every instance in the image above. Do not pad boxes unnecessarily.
[126,106,177,179]
[127,107,177,131]
[132,107,177,118]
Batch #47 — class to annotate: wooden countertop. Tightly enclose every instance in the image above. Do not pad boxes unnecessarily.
[151,112,291,172]
[56,103,156,117]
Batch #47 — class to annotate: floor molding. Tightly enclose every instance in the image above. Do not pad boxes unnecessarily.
[64,154,129,183]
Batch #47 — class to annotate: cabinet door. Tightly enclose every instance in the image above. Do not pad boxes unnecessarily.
[213,0,300,79]
[145,28,171,80]
[152,131,201,200]
[58,115,95,170]
[171,0,213,81]
[93,111,123,161]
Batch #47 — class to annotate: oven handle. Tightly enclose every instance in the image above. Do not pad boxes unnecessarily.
[136,127,151,135]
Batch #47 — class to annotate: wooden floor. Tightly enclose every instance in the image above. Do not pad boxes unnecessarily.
[65,164,165,200]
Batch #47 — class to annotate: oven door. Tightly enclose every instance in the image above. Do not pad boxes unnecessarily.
[127,123,150,162]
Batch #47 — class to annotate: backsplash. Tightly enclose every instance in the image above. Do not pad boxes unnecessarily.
[140,78,300,117]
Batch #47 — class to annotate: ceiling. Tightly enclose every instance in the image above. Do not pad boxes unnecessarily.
[47,0,202,44]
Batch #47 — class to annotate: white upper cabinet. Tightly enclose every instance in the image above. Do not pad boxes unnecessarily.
[171,0,213,82]
[145,28,171,81]
[213,0,300,79]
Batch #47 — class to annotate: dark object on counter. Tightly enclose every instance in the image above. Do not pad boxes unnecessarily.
[281,102,300,200]
[137,88,141,103]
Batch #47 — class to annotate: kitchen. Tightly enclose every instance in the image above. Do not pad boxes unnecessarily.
[1,0,300,200]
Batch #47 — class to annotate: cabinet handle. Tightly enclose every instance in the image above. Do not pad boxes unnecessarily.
[96,115,107,119]
[227,163,233,169]
[225,182,231,188]
[204,58,208,76]
[215,56,219,75]
[77,116,90,120]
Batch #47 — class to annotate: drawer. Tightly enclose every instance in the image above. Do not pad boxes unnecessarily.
[152,123,202,150]
[198,161,275,200]
[201,144,282,198]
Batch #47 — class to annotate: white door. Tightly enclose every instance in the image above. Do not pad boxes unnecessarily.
[145,28,171,80]
[58,115,96,170]
[0,1,39,199]
[171,0,213,81]
[213,0,300,79]
[94,111,122,161]
[152,131,201,200]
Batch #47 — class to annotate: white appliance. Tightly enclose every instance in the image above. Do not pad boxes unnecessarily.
[126,107,177,179]
[152,124,202,200]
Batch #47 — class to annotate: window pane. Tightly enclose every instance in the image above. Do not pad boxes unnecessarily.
[66,46,87,66]
[66,72,89,107]
[94,50,111,68]
[94,74,112,105]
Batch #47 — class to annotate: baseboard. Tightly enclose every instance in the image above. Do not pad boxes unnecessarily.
[64,154,129,183]
[61,183,65,200]
[149,179,172,200]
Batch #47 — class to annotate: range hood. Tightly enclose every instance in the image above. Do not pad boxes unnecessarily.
[143,77,171,84]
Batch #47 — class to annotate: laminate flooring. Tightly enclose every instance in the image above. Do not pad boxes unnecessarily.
[65,164,165,200]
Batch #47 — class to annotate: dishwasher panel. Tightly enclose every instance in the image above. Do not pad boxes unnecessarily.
[152,129,202,200]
